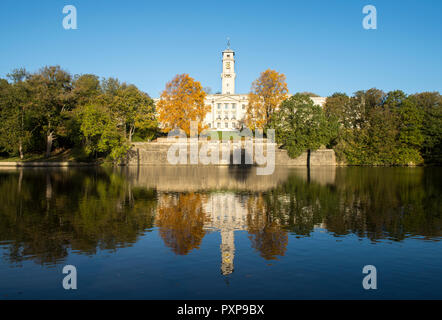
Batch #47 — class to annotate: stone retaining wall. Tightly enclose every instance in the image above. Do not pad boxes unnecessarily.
[126,141,336,166]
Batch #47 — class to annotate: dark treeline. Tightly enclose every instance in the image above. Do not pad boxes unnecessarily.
[1,66,441,165]
[324,89,442,165]
[0,66,158,162]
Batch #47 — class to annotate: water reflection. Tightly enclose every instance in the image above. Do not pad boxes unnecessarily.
[0,168,157,266]
[156,193,209,255]
[0,166,440,276]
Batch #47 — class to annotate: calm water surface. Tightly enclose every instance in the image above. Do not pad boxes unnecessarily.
[0,166,441,299]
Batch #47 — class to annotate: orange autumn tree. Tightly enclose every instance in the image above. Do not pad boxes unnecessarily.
[245,69,289,130]
[157,74,210,135]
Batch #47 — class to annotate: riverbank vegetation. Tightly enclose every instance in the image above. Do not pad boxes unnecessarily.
[324,89,441,165]
[0,66,157,163]
[1,66,440,165]
[247,71,441,165]
[267,89,441,165]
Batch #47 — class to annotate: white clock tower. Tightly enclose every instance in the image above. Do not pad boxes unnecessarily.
[221,40,236,94]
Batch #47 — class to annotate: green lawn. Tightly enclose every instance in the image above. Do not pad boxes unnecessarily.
[206,130,242,140]
[0,148,91,162]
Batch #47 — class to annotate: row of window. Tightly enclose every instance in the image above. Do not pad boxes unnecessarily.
[208,122,239,129]
[216,115,236,120]
[216,103,247,110]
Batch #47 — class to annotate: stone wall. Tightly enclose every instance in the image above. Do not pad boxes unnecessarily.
[126,141,336,167]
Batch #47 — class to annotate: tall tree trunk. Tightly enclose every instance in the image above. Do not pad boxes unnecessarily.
[46,131,53,158]
[19,140,24,160]
[129,125,135,142]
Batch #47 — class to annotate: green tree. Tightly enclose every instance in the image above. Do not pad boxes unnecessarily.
[268,93,337,160]
[366,106,399,165]
[395,96,424,164]
[0,69,32,159]
[116,84,157,142]
[77,104,129,162]
[324,93,352,127]
[72,74,101,106]
[326,89,427,166]
[413,92,442,164]
[98,78,157,142]
[324,93,365,163]
[27,66,74,157]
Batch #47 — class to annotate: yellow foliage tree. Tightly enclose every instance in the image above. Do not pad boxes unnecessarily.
[157,74,210,135]
[245,69,289,130]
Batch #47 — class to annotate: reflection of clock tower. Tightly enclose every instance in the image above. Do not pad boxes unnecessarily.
[221,45,236,94]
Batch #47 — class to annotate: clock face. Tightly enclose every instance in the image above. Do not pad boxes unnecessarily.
[226,62,230,69]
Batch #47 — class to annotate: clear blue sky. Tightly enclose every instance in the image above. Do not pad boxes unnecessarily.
[0,0,441,97]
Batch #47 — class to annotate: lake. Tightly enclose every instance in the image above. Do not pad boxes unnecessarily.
[0,166,441,299]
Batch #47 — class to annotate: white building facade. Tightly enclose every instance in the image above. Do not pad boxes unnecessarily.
[157,45,326,131]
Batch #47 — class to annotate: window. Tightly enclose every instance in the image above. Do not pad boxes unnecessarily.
[242,104,246,110]
[217,122,221,128]
[232,103,236,109]
[208,123,211,128]
[225,122,229,129]
[225,103,228,109]
[217,103,221,109]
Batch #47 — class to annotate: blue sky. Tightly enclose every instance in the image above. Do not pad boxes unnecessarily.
[0,0,441,97]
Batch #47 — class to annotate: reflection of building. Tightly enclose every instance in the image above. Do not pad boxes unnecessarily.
[155,190,291,275]
[203,193,248,275]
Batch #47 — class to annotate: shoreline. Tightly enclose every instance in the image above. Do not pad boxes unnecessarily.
[0,161,99,167]
[0,161,432,168]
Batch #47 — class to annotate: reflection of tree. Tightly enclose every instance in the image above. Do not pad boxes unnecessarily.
[246,195,288,260]
[0,168,157,266]
[0,166,440,269]
[262,167,442,242]
[156,193,210,255]
[326,167,442,241]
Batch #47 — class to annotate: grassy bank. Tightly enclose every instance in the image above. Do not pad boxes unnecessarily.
[0,149,99,163]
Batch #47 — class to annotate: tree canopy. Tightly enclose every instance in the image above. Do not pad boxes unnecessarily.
[0,65,440,166]
[325,89,438,165]
[0,66,157,163]
[268,93,338,159]
[156,74,210,135]
[245,69,289,130]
